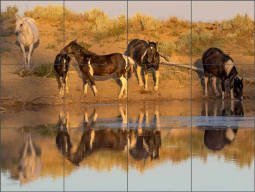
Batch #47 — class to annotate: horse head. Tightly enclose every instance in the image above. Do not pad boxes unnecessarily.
[15,15,27,35]
[234,76,243,101]
[60,39,78,55]
[147,40,158,63]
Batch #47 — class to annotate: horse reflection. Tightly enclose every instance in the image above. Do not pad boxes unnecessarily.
[56,110,72,154]
[203,101,243,151]
[55,105,162,166]
[55,106,128,166]
[18,133,42,185]
[129,104,161,162]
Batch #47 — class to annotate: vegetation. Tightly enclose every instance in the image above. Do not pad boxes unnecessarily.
[1,5,254,57]
[1,5,18,23]
[34,65,56,78]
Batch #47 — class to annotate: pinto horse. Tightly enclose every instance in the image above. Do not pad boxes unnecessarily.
[61,39,135,99]
[202,47,243,100]
[54,54,71,98]
[125,39,160,91]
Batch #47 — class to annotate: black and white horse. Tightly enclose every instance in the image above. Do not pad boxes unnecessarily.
[54,54,71,98]
[61,39,135,99]
[125,39,160,91]
[202,47,243,100]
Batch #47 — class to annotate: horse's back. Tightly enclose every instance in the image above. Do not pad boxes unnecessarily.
[202,47,224,64]
[26,17,39,44]
[126,39,147,63]
[126,39,147,57]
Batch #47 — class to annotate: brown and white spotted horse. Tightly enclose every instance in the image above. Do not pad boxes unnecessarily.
[61,39,135,99]
[202,47,243,100]
[54,54,71,98]
[125,39,160,91]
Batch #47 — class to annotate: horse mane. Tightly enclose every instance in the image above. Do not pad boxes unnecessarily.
[73,42,96,56]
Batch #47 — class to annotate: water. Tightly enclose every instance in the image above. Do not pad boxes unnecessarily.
[1,100,254,191]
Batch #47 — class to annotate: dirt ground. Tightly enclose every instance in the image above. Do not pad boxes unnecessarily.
[1,20,254,108]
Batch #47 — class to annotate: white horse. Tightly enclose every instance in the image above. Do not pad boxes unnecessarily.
[15,15,39,70]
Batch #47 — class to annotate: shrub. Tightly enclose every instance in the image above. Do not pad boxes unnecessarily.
[34,65,56,78]
[1,5,18,23]
[24,4,64,22]
[158,42,176,56]
[129,11,162,32]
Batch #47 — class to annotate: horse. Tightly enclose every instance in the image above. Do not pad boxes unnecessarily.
[125,39,160,91]
[15,15,39,70]
[54,54,71,98]
[202,47,243,100]
[60,39,135,99]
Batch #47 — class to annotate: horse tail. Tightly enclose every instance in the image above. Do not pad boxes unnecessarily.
[126,57,135,79]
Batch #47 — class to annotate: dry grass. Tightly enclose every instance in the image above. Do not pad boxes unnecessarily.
[2,5,254,56]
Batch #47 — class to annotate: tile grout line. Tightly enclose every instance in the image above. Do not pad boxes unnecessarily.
[63,1,65,192]
[191,0,193,191]
[254,0,255,191]
[127,1,129,192]
[0,0,2,190]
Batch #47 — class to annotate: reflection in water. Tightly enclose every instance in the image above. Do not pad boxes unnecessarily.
[18,133,42,186]
[202,101,243,151]
[1,101,254,190]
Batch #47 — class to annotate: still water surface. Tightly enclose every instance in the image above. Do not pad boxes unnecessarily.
[1,100,254,191]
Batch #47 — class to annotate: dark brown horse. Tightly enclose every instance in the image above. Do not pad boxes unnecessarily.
[61,39,135,99]
[125,39,160,91]
[202,47,243,100]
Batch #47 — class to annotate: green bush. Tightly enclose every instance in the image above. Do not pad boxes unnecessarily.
[34,65,56,78]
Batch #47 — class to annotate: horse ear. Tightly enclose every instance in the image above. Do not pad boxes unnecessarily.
[73,39,77,43]
[148,40,150,44]
[241,77,243,81]
[15,14,20,20]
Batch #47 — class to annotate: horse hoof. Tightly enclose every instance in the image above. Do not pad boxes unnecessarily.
[66,89,69,94]
[144,87,148,91]
[154,87,158,92]
[138,83,143,87]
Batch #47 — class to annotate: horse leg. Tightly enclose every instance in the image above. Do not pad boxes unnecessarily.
[27,44,34,70]
[118,73,127,99]
[21,135,29,159]
[144,67,148,91]
[82,73,88,99]
[65,73,69,94]
[204,71,210,97]
[212,76,220,96]
[153,69,159,92]
[28,134,36,157]
[86,72,98,98]
[56,75,62,98]
[230,88,234,100]
[59,77,64,98]
[92,107,98,125]
[20,44,27,68]
[136,65,143,86]
[62,76,66,99]
[221,77,226,100]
